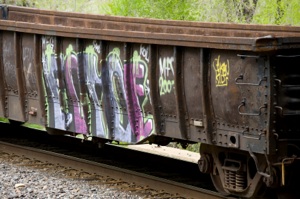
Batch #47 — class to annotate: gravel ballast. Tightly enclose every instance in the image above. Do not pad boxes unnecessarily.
[0,158,142,199]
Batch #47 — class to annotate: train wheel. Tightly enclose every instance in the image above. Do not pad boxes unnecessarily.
[199,143,270,198]
[210,169,230,196]
[199,144,230,196]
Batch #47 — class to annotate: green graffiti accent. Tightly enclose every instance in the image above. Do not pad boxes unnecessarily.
[61,88,69,113]
[112,74,124,124]
[84,45,95,134]
[159,78,174,95]
[64,44,77,77]
[45,43,55,72]
[41,73,48,126]
[64,44,77,58]
[107,48,122,70]
[43,43,57,127]
[84,45,99,75]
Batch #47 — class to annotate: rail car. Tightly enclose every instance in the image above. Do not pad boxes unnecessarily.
[1,4,300,198]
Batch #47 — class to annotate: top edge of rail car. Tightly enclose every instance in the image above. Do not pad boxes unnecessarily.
[4,5,300,32]
[0,4,300,52]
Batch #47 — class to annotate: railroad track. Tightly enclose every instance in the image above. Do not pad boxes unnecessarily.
[0,126,226,199]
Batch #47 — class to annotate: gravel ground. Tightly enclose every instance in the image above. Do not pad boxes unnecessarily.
[0,158,142,199]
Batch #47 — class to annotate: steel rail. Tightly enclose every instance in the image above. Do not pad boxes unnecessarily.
[0,141,227,199]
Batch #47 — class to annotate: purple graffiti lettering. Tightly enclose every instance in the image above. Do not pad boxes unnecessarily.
[64,53,87,134]
[125,63,152,141]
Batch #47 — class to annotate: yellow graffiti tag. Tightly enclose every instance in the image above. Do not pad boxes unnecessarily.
[213,55,230,87]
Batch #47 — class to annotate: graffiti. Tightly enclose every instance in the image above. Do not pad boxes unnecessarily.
[125,50,153,141]
[3,62,16,90]
[41,40,155,143]
[62,44,87,134]
[104,47,132,142]
[139,45,151,103]
[23,47,33,61]
[159,57,175,95]
[93,40,101,54]
[3,39,13,54]
[140,44,150,63]
[23,47,37,94]
[213,55,230,87]
[83,42,107,137]
[42,36,67,130]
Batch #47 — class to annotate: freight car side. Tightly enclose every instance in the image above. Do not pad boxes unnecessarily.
[1,4,300,199]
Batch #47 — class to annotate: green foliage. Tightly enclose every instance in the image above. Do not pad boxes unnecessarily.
[0,0,34,6]
[104,0,258,22]
[32,0,109,14]
[104,0,300,25]
[22,123,46,131]
[168,142,200,152]
[0,0,109,14]
[2,0,299,25]
[0,117,9,123]
[105,0,202,21]
[252,0,300,25]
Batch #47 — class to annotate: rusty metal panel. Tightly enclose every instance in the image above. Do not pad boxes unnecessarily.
[21,33,44,125]
[0,70,4,117]
[0,32,5,117]
[156,46,181,138]
[1,31,25,122]
[183,48,203,119]
[209,49,269,153]
[182,47,205,140]
[148,45,163,136]
[157,46,177,115]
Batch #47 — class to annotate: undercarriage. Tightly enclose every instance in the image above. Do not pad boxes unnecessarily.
[198,144,300,198]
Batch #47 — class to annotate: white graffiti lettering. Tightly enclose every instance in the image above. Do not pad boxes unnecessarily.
[93,40,101,54]
[140,44,149,63]
[159,57,175,95]
[23,47,33,62]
